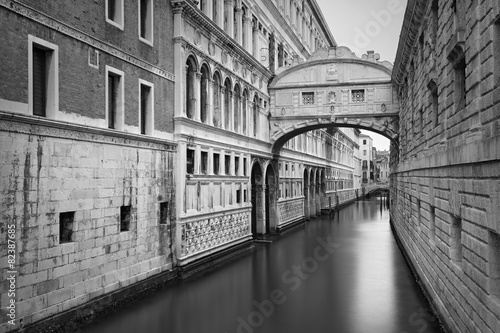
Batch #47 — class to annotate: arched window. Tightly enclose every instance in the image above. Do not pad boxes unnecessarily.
[253,94,259,137]
[234,84,241,133]
[200,64,210,124]
[185,57,197,119]
[213,72,221,127]
[242,89,248,135]
[224,78,231,130]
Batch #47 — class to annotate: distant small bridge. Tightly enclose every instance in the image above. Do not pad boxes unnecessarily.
[362,184,390,197]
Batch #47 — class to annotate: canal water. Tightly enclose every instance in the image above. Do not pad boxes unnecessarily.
[81,197,444,333]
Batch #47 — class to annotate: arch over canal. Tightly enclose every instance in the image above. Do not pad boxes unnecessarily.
[268,46,400,155]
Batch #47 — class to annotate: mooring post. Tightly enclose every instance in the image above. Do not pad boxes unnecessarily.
[329,197,332,217]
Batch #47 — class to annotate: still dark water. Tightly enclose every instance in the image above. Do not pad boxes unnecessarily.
[81,197,443,333]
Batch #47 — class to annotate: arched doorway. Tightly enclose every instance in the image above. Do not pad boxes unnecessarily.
[265,164,277,233]
[250,162,263,236]
[303,169,310,220]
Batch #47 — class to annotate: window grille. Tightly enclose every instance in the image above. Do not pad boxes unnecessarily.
[351,89,365,103]
[302,92,315,105]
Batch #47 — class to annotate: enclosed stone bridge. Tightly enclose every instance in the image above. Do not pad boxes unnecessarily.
[268,46,399,155]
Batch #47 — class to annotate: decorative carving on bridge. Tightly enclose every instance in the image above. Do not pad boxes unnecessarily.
[180,212,250,256]
[326,64,338,81]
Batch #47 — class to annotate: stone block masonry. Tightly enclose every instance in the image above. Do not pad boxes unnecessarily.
[0,117,176,332]
[391,0,500,332]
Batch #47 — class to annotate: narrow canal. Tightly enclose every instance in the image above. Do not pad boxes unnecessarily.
[81,197,444,333]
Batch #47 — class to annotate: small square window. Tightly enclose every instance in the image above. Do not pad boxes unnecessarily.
[106,0,124,29]
[120,205,131,232]
[351,89,365,103]
[302,92,315,105]
[159,202,169,225]
[59,212,75,243]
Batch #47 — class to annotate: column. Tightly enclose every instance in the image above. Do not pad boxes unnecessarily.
[298,12,302,39]
[217,0,224,28]
[207,79,214,126]
[173,4,185,118]
[206,0,213,20]
[238,94,244,134]
[248,100,254,137]
[225,0,234,38]
[235,7,243,45]
[228,91,234,131]
[252,20,259,58]
[194,72,202,121]
[220,86,226,129]
[243,15,252,53]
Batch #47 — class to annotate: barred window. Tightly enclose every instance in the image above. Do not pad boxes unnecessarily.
[302,92,315,105]
[351,89,365,103]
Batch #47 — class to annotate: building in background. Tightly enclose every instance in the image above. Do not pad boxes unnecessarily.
[375,150,389,183]
[359,133,373,184]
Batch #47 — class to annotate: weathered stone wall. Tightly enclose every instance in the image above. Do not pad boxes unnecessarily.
[391,0,500,332]
[0,118,176,332]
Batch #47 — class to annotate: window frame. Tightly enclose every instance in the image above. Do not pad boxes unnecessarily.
[105,66,125,131]
[138,0,154,45]
[139,79,154,135]
[106,0,124,30]
[28,35,59,118]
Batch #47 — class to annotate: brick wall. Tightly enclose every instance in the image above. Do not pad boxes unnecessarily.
[391,0,500,332]
[0,118,176,332]
[0,0,175,133]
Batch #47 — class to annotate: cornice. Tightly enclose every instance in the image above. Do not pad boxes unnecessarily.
[392,0,428,85]
[173,0,272,80]
[0,111,177,149]
[307,0,337,47]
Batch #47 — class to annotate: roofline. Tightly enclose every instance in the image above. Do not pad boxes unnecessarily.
[309,0,337,47]
[392,0,427,85]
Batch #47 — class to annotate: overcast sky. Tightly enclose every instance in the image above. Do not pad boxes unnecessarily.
[315,0,408,151]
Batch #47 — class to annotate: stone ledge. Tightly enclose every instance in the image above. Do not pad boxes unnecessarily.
[0,111,177,151]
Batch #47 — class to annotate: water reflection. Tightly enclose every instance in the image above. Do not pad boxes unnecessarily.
[81,196,443,333]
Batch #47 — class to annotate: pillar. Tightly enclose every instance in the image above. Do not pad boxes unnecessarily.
[243,15,252,53]
[252,20,259,58]
[227,90,234,131]
[220,86,226,130]
[194,72,202,121]
[207,79,214,126]
[225,0,234,38]
[217,0,224,28]
[235,7,243,44]
[173,4,185,119]
[206,0,213,20]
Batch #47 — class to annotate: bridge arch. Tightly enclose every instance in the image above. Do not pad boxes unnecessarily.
[268,46,399,156]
